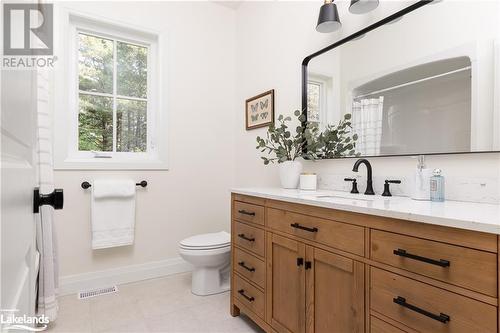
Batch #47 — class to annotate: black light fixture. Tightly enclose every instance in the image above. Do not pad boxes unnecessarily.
[316,0,341,33]
[349,0,379,14]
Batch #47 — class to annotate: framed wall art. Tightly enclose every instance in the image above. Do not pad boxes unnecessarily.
[245,89,274,130]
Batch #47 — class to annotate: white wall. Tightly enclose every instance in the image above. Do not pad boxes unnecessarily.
[53,0,500,287]
[52,1,236,279]
[234,0,500,203]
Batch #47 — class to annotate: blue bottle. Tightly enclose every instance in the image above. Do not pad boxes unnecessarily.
[430,169,445,202]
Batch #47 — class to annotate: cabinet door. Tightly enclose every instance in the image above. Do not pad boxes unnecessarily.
[305,247,365,333]
[267,233,306,333]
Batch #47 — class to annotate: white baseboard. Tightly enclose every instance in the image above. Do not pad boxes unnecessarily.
[59,257,192,296]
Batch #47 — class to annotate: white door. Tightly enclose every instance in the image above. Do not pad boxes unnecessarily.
[1,67,38,325]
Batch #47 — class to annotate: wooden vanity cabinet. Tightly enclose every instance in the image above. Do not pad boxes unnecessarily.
[265,233,365,333]
[230,193,499,333]
[267,234,306,333]
[305,247,365,333]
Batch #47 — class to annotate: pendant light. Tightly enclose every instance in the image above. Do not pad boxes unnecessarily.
[349,0,379,15]
[316,0,341,33]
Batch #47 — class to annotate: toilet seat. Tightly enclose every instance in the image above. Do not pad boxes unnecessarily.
[179,245,230,257]
[179,231,230,250]
[180,244,230,251]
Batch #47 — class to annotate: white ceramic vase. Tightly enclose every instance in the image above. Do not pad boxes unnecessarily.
[279,160,303,189]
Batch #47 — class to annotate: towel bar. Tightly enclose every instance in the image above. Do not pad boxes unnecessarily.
[81,181,147,189]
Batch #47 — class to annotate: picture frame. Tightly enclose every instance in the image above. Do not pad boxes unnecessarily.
[245,89,275,130]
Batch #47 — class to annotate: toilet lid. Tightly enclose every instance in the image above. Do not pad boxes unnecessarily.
[180,231,231,249]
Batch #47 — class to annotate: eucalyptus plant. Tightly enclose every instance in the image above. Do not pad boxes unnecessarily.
[256,110,318,165]
[316,113,360,159]
[256,110,359,164]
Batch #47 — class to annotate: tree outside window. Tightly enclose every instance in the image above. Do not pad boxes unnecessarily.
[78,33,148,153]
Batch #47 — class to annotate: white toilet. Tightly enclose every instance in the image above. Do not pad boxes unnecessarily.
[179,231,231,296]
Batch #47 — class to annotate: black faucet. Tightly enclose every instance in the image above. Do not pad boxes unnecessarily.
[352,159,375,195]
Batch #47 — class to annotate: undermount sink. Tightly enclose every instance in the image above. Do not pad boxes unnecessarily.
[315,194,376,202]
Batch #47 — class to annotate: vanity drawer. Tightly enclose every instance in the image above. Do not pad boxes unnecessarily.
[234,201,264,225]
[370,316,409,333]
[234,221,265,257]
[370,230,497,296]
[234,247,265,288]
[370,268,497,333]
[267,208,364,256]
[234,274,265,319]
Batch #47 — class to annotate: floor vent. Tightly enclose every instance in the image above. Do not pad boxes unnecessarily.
[78,286,118,300]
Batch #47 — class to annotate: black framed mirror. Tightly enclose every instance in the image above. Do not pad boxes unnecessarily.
[301,0,500,159]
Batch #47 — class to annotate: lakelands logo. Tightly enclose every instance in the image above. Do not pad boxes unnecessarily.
[2,3,57,68]
[0,309,49,331]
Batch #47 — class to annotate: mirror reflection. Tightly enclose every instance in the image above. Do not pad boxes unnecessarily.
[305,1,500,158]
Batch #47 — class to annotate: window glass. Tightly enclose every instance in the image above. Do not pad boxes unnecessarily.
[78,34,113,94]
[307,82,321,123]
[77,33,149,153]
[116,99,147,152]
[117,42,148,98]
[78,94,113,151]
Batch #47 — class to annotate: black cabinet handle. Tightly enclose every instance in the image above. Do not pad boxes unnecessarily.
[297,257,304,267]
[290,223,318,233]
[393,249,450,267]
[238,210,256,216]
[305,261,312,270]
[33,188,64,213]
[238,233,255,242]
[238,289,255,302]
[393,296,450,323]
[238,261,255,272]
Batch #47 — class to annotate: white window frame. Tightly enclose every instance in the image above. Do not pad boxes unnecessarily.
[54,9,167,170]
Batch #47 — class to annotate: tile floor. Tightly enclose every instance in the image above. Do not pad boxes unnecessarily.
[47,273,264,333]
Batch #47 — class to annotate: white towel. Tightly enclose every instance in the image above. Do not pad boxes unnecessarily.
[91,179,136,249]
[36,70,59,321]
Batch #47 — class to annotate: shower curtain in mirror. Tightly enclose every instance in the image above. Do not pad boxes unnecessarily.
[351,96,384,156]
[35,70,59,321]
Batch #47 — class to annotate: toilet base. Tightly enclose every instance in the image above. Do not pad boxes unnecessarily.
[191,266,230,296]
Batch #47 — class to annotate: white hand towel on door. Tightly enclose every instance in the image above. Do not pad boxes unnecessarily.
[91,179,136,249]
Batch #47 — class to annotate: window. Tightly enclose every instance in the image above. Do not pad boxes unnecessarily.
[54,12,166,169]
[78,33,148,153]
[307,81,322,123]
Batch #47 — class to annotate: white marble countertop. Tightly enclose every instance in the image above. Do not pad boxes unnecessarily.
[231,187,500,235]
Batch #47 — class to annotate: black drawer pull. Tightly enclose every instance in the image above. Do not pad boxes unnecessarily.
[393,249,450,267]
[290,223,318,233]
[393,296,450,323]
[238,289,255,302]
[238,210,256,216]
[238,261,255,272]
[238,233,255,242]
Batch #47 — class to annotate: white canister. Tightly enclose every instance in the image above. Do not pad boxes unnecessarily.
[299,173,317,191]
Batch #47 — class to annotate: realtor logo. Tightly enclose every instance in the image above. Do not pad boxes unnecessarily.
[3,3,53,56]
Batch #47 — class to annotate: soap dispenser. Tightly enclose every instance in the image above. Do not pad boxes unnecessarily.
[430,169,445,202]
[412,155,432,201]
